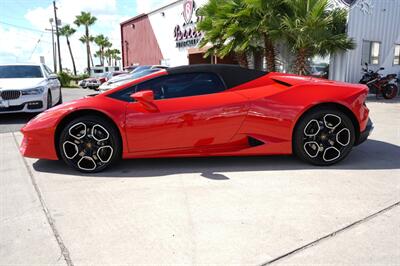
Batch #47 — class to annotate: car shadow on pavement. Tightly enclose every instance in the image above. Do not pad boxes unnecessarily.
[32,139,400,180]
[0,113,36,125]
[367,96,400,104]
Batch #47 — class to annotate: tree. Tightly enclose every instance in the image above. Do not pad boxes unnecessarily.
[243,0,288,72]
[105,48,121,66]
[74,12,97,73]
[280,0,355,75]
[79,35,95,68]
[111,49,121,66]
[59,25,77,75]
[94,34,112,66]
[197,0,262,68]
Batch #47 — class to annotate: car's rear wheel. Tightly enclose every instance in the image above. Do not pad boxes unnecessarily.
[58,115,121,173]
[293,108,355,165]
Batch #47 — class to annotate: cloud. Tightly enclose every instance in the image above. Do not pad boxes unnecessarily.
[136,0,175,14]
[20,0,124,73]
[0,24,53,66]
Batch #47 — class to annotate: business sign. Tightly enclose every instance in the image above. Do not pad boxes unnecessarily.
[338,0,357,6]
[332,0,373,14]
[174,0,203,48]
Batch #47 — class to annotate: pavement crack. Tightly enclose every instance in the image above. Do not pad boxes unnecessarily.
[12,132,74,266]
[260,200,400,265]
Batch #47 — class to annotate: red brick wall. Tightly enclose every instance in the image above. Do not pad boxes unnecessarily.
[121,15,164,67]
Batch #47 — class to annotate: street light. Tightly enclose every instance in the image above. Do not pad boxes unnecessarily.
[48,18,57,72]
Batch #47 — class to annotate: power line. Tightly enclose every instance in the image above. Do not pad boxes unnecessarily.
[29,33,44,60]
[0,21,47,33]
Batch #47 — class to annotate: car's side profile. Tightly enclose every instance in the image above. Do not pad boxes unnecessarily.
[20,65,372,173]
[0,64,62,113]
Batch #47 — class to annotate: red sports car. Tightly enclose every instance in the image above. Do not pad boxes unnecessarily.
[20,65,373,173]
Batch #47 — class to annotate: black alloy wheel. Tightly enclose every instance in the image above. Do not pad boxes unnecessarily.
[293,108,355,165]
[59,115,121,173]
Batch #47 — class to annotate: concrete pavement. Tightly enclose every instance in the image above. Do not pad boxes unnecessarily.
[0,100,399,265]
[0,133,66,265]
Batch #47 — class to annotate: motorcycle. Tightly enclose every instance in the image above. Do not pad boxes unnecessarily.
[359,63,399,99]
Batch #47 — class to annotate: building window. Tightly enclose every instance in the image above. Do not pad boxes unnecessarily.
[362,41,381,65]
[394,44,400,65]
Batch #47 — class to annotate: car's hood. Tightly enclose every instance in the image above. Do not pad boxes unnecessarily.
[0,78,46,90]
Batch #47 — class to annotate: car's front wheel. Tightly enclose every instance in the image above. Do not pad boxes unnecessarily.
[293,108,355,165]
[47,91,52,109]
[58,115,121,173]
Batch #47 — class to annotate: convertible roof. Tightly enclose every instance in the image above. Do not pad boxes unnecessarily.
[167,64,267,89]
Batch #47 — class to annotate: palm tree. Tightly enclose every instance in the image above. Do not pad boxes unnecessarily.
[74,12,97,73]
[198,0,261,68]
[59,25,77,75]
[94,34,112,66]
[111,49,121,66]
[281,0,355,75]
[243,0,288,72]
[104,49,112,66]
[79,35,95,68]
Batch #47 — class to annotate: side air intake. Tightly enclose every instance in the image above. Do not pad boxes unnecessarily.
[248,136,265,147]
[272,79,292,87]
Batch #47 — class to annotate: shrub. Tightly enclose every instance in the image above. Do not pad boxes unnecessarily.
[58,72,89,87]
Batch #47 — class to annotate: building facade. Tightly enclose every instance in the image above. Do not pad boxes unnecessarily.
[121,0,400,83]
[330,0,400,82]
[121,0,239,68]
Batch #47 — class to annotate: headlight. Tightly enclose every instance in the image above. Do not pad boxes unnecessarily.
[21,86,45,95]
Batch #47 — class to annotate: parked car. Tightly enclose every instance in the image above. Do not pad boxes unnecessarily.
[310,65,329,79]
[105,71,128,82]
[98,69,162,92]
[80,76,104,90]
[0,63,62,113]
[20,64,372,173]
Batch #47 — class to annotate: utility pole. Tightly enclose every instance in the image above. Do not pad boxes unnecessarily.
[53,1,62,72]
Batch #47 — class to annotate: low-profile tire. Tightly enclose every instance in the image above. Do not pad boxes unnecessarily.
[293,108,355,166]
[56,87,63,105]
[47,91,52,109]
[58,115,121,173]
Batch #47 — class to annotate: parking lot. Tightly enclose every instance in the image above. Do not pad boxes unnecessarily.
[1,88,399,265]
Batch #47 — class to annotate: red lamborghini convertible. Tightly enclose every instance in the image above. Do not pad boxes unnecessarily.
[20,65,373,173]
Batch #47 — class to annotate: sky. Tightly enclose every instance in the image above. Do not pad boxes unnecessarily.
[0,0,173,73]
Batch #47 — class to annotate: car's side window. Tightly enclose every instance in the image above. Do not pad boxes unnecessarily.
[136,73,226,100]
[44,65,54,75]
[42,65,50,78]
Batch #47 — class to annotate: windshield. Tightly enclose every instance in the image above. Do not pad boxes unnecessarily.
[110,69,160,84]
[130,66,152,74]
[0,65,43,78]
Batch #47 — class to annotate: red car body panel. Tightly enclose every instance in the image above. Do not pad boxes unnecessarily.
[20,68,369,161]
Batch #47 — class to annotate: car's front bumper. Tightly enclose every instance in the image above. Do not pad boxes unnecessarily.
[0,93,47,114]
[356,118,374,145]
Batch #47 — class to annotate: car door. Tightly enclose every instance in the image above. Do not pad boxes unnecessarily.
[124,72,249,152]
[43,65,59,103]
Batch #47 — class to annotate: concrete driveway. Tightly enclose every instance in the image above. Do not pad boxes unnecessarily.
[0,98,399,265]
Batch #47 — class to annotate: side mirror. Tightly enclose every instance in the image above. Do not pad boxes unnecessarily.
[48,74,58,80]
[130,90,159,112]
[365,62,368,67]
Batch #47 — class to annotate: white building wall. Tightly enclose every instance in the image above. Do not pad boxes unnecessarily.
[330,0,400,82]
[148,0,208,67]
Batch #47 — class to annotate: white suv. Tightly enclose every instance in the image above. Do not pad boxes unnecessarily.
[0,64,62,113]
